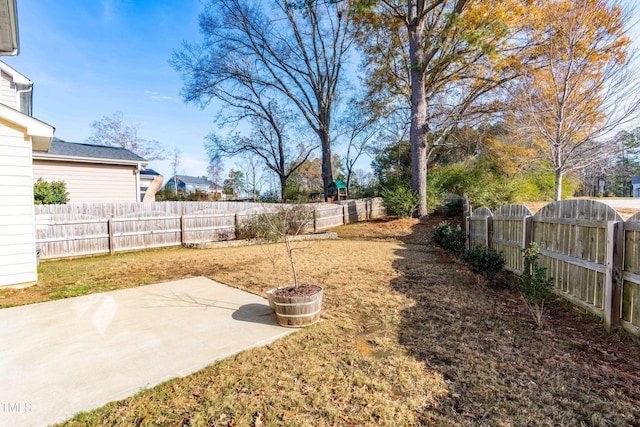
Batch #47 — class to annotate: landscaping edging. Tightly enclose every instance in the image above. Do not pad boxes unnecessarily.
[182,232,339,249]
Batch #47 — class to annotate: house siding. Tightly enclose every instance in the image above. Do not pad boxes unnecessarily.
[0,122,37,287]
[32,160,139,203]
[0,71,17,110]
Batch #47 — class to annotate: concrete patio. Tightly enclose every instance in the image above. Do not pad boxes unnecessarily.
[0,277,294,427]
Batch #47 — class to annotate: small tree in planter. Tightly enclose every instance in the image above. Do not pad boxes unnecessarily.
[242,204,323,327]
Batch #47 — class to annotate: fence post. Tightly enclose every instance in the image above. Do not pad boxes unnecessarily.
[234,213,240,239]
[604,221,624,332]
[486,216,493,249]
[180,215,186,244]
[313,209,317,233]
[343,205,348,225]
[108,219,114,255]
[462,196,470,249]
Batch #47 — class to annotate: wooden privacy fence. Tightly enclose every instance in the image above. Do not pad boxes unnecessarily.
[465,199,640,337]
[35,198,386,260]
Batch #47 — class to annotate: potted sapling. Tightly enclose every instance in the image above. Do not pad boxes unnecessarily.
[246,204,323,327]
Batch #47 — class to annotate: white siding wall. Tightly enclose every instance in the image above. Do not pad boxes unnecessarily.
[0,123,36,287]
[0,71,17,110]
[32,160,138,202]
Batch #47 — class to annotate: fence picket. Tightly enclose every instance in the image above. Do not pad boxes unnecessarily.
[465,199,637,337]
[35,198,386,259]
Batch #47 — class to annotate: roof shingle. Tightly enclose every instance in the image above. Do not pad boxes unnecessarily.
[49,137,147,162]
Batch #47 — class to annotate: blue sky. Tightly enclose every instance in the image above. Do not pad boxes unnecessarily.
[5,0,639,184]
[5,0,220,179]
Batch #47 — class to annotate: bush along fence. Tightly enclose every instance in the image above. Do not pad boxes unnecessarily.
[463,198,640,337]
[34,198,386,261]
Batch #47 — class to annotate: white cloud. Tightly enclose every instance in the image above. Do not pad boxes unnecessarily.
[144,90,175,101]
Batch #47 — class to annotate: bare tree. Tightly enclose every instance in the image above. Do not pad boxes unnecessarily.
[87,112,166,161]
[513,0,640,200]
[171,0,354,201]
[204,102,317,202]
[337,98,380,195]
[239,153,264,201]
[170,147,182,195]
[207,152,224,187]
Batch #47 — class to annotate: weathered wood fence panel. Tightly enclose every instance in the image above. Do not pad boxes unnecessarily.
[369,198,386,219]
[334,199,369,223]
[532,201,622,325]
[469,207,492,248]
[492,204,533,274]
[36,214,110,259]
[34,201,266,218]
[464,198,636,336]
[622,213,640,336]
[314,205,345,231]
[110,214,182,254]
[182,211,236,244]
[35,198,387,260]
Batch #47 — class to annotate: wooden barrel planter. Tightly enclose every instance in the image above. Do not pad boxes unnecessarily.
[266,285,323,328]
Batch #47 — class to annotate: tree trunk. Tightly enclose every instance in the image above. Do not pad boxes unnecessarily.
[319,127,334,201]
[280,174,288,203]
[554,169,563,201]
[408,6,429,218]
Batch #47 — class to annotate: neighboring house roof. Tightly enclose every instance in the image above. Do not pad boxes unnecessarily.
[140,168,160,176]
[632,176,640,185]
[33,138,148,166]
[171,175,210,185]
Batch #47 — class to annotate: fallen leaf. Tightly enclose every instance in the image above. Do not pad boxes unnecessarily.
[254,412,265,427]
[340,414,355,424]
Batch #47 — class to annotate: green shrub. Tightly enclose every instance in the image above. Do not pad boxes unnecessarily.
[461,244,505,282]
[518,243,554,329]
[237,212,277,240]
[429,161,515,209]
[33,178,69,205]
[432,221,466,256]
[381,183,420,217]
[445,200,463,217]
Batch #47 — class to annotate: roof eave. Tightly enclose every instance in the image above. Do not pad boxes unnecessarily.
[32,152,149,167]
[0,103,53,150]
[0,0,19,56]
[0,60,31,84]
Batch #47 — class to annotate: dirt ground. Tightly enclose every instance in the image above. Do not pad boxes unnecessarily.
[3,217,640,425]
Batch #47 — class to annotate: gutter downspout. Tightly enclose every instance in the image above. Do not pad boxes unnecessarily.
[16,84,33,116]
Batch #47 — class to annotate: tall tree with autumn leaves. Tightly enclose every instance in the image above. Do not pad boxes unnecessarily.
[354,0,538,218]
[512,0,640,201]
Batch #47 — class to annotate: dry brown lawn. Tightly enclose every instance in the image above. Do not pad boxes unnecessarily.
[2,217,639,426]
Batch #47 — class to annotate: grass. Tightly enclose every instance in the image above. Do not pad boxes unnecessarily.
[3,217,640,425]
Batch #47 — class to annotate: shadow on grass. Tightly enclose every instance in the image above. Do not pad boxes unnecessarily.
[388,216,640,425]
